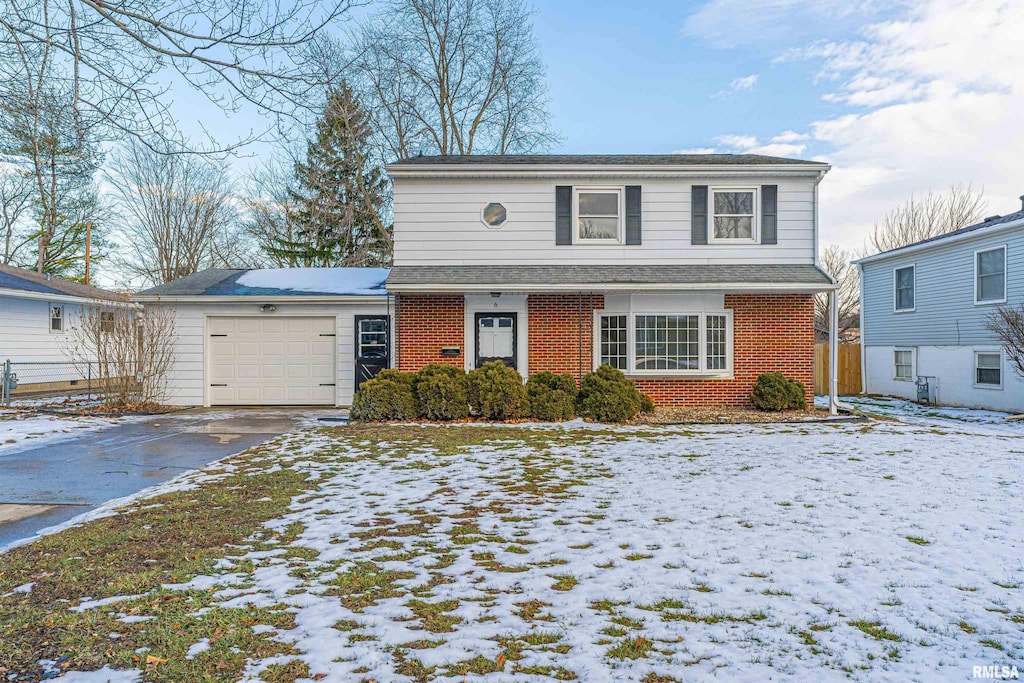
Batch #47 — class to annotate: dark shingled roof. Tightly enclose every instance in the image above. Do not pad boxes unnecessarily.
[0,263,126,301]
[134,268,390,298]
[387,264,834,288]
[868,209,1024,259]
[389,154,828,167]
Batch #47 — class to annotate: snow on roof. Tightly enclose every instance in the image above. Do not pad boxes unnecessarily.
[234,268,389,296]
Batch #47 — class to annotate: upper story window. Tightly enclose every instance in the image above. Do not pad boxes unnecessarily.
[575,188,621,242]
[712,188,756,242]
[975,246,1006,304]
[481,202,507,228]
[894,265,915,312]
[49,304,64,332]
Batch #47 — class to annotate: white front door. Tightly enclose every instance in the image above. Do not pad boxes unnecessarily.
[207,316,336,405]
[476,313,517,368]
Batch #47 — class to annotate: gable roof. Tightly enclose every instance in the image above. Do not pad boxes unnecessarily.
[134,267,391,299]
[854,209,1024,265]
[389,153,828,168]
[0,263,126,302]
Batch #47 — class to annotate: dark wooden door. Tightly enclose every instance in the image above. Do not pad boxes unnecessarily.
[354,315,390,389]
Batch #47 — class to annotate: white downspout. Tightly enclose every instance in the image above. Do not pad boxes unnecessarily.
[829,288,839,415]
[857,262,866,395]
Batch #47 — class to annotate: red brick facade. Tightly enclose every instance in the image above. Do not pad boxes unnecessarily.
[395,294,465,370]
[395,292,815,407]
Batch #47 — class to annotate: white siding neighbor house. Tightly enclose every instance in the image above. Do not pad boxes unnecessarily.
[855,205,1024,413]
[0,263,127,395]
[133,268,392,407]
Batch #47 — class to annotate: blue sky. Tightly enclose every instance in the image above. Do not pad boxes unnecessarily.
[169,0,1024,255]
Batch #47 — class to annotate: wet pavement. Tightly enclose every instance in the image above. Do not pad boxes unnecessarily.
[0,408,342,547]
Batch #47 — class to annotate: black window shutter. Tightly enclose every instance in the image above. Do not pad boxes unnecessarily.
[691,185,708,245]
[625,185,642,245]
[761,185,778,245]
[555,186,572,245]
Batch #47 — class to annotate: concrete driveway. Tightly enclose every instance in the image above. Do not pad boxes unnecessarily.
[0,408,342,547]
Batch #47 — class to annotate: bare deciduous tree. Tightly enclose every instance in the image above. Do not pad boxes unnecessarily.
[0,0,357,152]
[869,183,987,254]
[241,156,304,267]
[61,301,178,407]
[0,166,34,264]
[986,305,1024,381]
[108,142,244,285]
[354,0,558,158]
[815,244,860,339]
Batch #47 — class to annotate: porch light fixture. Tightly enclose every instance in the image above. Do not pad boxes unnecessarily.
[259,304,277,313]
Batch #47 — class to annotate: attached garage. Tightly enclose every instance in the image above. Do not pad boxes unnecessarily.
[134,268,392,407]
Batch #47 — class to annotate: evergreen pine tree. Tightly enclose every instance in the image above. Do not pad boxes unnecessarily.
[268,84,392,267]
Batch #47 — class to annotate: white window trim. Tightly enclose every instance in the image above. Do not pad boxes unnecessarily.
[893,347,914,381]
[973,245,1007,305]
[709,187,758,244]
[592,309,734,377]
[973,349,1003,390]
[49,303,64,333]
[573,186,624,244]
[893,264,916,313]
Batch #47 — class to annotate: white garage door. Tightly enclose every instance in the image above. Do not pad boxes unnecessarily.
[207,316,336,405]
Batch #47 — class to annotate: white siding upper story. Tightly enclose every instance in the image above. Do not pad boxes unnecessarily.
[0,294,82,363]
[390,174,821,266]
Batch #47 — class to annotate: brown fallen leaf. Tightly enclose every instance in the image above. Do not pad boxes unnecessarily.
[145,655,168,668]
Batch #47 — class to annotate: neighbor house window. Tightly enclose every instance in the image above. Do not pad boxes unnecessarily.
[100,311,115,332]
[599,315,628,370]
[711,189,756,241]
[576,188,621,242]
[49,304,63,332]
[975,247,1006,304]
[975,351,1002,387]
[894,349,913,380]
[894,265,915,312]
[596,311,732,375]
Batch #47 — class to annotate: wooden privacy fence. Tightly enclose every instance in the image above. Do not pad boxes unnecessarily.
[814,343,862,396]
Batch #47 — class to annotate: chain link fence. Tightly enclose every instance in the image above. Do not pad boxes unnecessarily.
[2,359,141,407]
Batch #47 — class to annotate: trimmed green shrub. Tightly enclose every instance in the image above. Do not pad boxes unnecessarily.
[350,378,418,421]
[417,373,470,420]
[526,371,577,421]
[640,393,656,414]
[412,364,468,417]
[749,371,806,411]
[467,361,530,420]
[576,364,645,423]
[373,368,415,387]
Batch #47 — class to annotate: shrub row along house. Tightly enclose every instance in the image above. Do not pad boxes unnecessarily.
[132,154,839,409]
[856,204,1024,413]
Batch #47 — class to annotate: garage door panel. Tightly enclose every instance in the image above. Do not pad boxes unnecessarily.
[208,316,336,406]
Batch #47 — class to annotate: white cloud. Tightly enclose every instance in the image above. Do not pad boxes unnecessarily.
[713,74,760,99]
[770,131,810,144]
[714,134,759,149]
[672,147,719,154]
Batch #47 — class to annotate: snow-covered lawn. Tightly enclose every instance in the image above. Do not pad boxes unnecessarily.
[1,404,1021,682]
[0,409,120,455]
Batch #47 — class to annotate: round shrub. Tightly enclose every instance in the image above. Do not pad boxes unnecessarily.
[412,364,468,417]
[417,373,470,421]
[373,368,415,387]
[350,378,418,421]
[467,361,529,420]
[576,364,645,423]
[749,371,806,411]
[526,371,577,421]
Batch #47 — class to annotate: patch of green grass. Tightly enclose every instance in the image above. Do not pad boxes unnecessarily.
[329,561,414,611]
[624,553,653,561]
[905,536,930,546]
[260,660,310,683]
[958,621,976,634]
[406,599,462,633]
[515,599,554,622]
[550,574,578,591]
[606,636,654,660]
[980,639,1004,650]
[850,620,902,642]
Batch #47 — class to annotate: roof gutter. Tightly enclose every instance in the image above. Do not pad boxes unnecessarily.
[387,163,831,179]
[131,294,389,304]
[385,281,837,294]
[853,215,1024,265]
[0,287,127,305]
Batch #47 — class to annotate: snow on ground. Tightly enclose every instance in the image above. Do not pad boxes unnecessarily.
[235,267,389,295]
[46,400,1024,681]
[0,409,120,456]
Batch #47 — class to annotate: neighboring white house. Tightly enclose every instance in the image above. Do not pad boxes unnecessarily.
[0,263,127,394]
[855,205,1024,413]
[132,268,391,407]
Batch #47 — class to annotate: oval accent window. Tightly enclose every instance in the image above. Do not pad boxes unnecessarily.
[481,202,507,228]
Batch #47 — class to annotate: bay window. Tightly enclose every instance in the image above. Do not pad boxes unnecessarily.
[596,310,733,375]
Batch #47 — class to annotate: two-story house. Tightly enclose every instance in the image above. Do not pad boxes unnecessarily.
[135,154,838,409]
[855,204,1024,413]
[386,154,834,407]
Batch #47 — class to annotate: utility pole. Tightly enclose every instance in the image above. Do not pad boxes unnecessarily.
[84,222,91,285]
